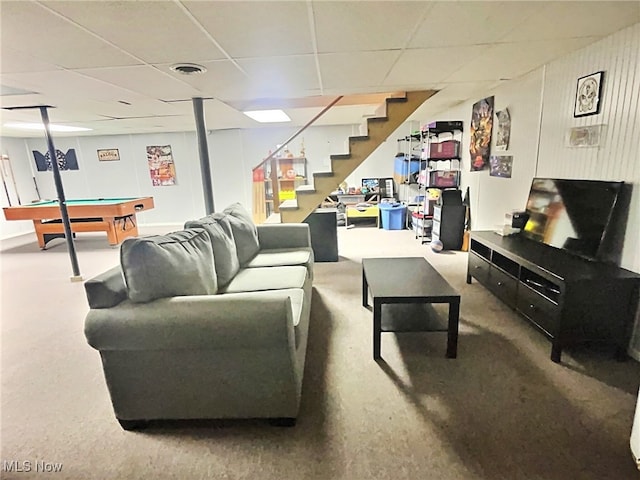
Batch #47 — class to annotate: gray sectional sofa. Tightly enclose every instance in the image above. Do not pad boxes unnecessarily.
[84,203,313,429]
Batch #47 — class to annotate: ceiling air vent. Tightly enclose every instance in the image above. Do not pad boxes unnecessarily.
[170,63,207,75]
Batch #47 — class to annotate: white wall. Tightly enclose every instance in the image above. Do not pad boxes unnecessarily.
[0,124,359,238]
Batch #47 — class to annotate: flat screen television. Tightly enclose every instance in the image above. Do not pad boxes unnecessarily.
[361,178,379,193]
[521,178,628,263]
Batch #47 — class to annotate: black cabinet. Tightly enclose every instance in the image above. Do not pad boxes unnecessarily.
[466,231,640,362]
[304,208,338,262]
[433,204,466,250]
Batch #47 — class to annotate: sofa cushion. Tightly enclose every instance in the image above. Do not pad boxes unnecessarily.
[120,228,217,303]
[223,203,260,266]
[84,265,127,309]
[245,248,312,270]
[185,215,240,287]
[221,265,307,294]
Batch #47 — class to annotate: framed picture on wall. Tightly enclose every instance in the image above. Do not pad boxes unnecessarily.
[573,71,604,117]
[97,149,120,161]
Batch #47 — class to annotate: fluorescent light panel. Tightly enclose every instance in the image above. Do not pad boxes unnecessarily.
[243,109,291,123]
[4,122,92,132]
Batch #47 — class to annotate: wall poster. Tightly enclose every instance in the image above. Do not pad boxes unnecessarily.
[495,108,511,151]
[469,96,494,171]
[574,71,604,117]
[489,155,513,178]
[146,145,177,186]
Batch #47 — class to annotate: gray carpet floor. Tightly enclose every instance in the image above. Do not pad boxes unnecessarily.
[1,224,639,480]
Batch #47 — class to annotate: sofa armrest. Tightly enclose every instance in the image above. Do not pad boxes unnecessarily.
[85,292,296,352]
[257,224,311,250]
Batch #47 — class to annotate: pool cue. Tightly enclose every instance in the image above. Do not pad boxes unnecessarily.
[3,154,22,205]
[0,156,11,206]
[23,141,41,200]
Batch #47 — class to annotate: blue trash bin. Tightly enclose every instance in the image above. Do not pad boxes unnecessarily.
[379,203,406,230]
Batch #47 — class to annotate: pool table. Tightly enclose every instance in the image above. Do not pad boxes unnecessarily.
[3,197,154,249]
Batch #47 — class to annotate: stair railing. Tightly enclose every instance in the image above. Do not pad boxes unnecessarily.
[252,96,344,223]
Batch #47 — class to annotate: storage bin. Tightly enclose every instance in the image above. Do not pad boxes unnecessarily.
[393,155,422,184]
[379,203,406,230]
[429,140,460,159]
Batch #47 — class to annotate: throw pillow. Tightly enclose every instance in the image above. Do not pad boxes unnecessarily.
[120,228,217,303]
[223,203,260,266]
[184,215,240,287]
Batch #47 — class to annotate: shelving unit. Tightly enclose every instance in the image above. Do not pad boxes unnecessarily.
[395,121,424,205]
[264,156,307,207]
[415,121,464,245]
[252,156,308,223]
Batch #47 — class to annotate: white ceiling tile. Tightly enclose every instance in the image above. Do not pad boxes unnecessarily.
[0,1,141,69]
[410,2,536,48]
[44,0,228,64]
[0,46,62,74]
[160,60,252,101]
[385,45,489,85]
[1,70,149,104]
[184,1,313,57]
[236,55,320,98]
[313,1,428,53]
[319,51,400,90]
[501,1,640,42]
[76,66,201,101]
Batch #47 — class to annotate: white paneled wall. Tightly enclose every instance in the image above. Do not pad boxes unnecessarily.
[537,22,640,272]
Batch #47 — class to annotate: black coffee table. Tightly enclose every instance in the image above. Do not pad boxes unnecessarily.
[362,257,460,360]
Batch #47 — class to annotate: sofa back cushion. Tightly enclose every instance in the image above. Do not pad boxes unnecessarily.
[120,228,217,303]
[223,203,260,266]
[184,215,240,287]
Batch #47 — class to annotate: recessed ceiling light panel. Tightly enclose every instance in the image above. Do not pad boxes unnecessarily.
[243,109,291,123]
[169,63,207,75]
[3,122,92,132]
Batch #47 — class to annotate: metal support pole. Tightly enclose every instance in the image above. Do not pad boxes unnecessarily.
[192,97,215,214]
[39,107,82,281]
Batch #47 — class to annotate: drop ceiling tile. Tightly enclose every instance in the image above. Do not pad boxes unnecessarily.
[1,70,149,104]
[236,55,320,98]
[384,45,489,85]
[319,51,400,90]
[184,1,313,57]
[160,60,252,101]
[410,1,536,48]
[314,1,428,53]
[77,65,200,101]
[0,46,62,75]
[44,0,227,64]
[0,1,141,69]
[501,1,640,42]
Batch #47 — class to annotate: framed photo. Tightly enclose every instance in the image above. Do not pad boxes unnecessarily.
[574,71,604,117]
[97,148,120,161]
[567,125,603,148]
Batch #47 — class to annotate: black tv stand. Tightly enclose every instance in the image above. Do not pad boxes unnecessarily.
[467,231,640,363]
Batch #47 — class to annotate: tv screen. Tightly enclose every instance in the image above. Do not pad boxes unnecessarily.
[361,178,379,192]
[521,178,625,261]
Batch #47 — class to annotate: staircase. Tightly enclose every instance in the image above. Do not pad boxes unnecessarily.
[279,90,436,224]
